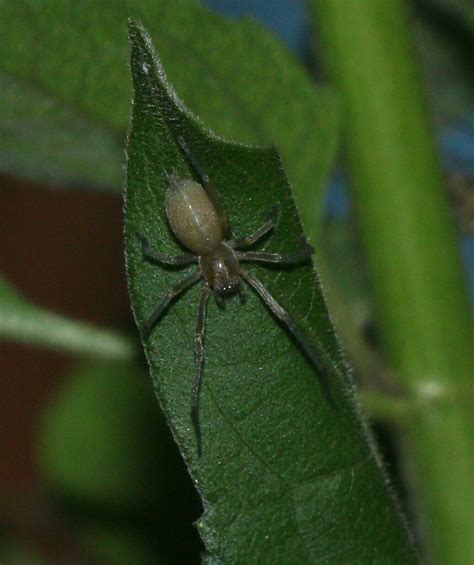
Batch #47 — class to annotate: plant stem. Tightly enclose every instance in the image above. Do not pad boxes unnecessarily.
[314,1,474,563]
[1,306,137,361]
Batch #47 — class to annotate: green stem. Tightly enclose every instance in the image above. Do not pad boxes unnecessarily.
[314,1,474,563]
[0,306,137,361]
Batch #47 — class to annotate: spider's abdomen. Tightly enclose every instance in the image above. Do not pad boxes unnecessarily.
[166,176,223,255]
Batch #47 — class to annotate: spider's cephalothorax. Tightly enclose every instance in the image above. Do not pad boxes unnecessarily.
[137,137,329,456]
[199,242,241,297]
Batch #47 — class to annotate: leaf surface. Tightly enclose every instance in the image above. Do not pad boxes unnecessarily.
[125,21,416,563]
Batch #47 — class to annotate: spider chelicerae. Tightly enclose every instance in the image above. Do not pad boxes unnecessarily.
[137,137,329,455]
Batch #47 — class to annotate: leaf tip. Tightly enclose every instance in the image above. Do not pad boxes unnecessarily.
[127,18,142,39]
[127,18,151,55]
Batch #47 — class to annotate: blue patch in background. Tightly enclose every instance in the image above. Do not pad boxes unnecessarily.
[203,0,312,59]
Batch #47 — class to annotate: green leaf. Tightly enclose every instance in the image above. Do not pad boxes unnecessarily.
[0,72,124,190]
[39,362,200,563]
[0,275,136,360]
[39,363,167,511]
[124,21,416,562]
[0,0,337,233]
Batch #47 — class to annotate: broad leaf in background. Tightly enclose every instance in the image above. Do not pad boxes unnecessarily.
[0,275,135,360]
[0,73,124,190]
[39,363,200,563]
[0,0,338,234]
[125,21,416,562]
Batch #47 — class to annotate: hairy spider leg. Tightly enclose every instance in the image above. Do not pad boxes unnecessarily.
[191,284,211,457]
[176,136,231,238]
[240,269,336,408]
[142,270,202,340]
[230,205,278,250]
[136,233,198,266]
[237,239,314,264]
[213,292,226,309]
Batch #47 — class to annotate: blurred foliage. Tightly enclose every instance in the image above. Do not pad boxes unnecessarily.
[0,0,338,237]
[38,363,201,563]
[0,275,136,360]
[414,0,474,121]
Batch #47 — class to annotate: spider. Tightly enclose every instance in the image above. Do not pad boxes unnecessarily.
[137,137,331,455]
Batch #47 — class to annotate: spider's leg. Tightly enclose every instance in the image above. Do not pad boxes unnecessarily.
[230,206,278,250]
[176,136,231,238]
[137,232,197,266]
[214,292,226,309]
[191,284,211,457]
[142,270,202,340]
[237,239,314,265]
[240,269,336,407]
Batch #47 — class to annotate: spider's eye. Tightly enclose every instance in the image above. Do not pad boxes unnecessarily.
[216,278,239,295]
